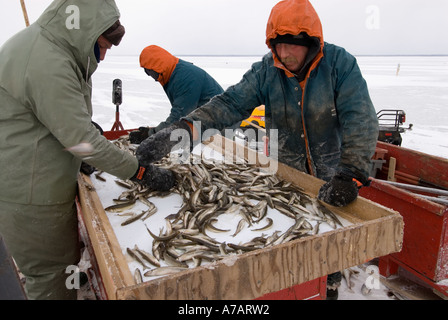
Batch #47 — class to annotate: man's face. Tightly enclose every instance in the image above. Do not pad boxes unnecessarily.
[275,43,309,74]
[97,35,113,61]
[144,69,160,81]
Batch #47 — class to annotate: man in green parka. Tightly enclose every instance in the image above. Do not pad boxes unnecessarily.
[0,0,175,299]
[135,0,379,299]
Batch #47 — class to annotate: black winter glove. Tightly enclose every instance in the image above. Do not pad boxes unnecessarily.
[136,121,192,166]
[129,126,156,144]
[317,172,361,207]
[80,162,95,175]
[131,163,176,191]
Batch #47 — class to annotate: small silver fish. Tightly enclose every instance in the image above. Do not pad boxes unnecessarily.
[135,245,160,267]
[143,266,188,277]
[232,219,248,237]
[251,218,273,232]
[134,268,143,284]
[120,210,148,226]
[105,199,136,212]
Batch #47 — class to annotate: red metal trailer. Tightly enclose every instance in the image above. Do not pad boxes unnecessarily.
[360,141,448,299]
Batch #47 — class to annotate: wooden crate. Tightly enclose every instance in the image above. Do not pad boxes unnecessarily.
[77,136,403,300]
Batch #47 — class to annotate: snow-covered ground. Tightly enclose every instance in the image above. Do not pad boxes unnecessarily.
[91,55,448,160]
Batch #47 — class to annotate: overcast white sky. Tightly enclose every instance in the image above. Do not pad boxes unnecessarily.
[1,0,447,56]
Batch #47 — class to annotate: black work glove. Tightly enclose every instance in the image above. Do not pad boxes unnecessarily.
[129,126,156,144]
[131,163,176,191]
[80,162,95,175]
[136,121,192,166]
[317,172,362,207]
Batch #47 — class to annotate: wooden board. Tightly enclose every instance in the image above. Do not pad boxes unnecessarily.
[77,136,404,300]
[77,177,134,299]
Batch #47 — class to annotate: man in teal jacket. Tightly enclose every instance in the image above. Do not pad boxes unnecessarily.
[129,45,224,143]
[138,0,378,197]
[0,0,174,299]
[135,0,379,299]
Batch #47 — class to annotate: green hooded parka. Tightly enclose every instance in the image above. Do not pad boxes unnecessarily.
[0,0,138,205]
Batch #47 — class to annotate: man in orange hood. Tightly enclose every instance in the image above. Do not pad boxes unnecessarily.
[135,0,379,299]
[129,45,223,143]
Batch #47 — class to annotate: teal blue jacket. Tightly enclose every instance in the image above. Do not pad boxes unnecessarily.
[185,0,378,182]
[158,59,224,132]
[185,45,378,182]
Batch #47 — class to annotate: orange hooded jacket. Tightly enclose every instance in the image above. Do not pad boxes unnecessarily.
[266,0,324,85]
[138,45,223,133]
[140,45,179,86]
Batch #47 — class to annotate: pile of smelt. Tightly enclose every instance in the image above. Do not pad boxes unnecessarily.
[101,138,343,283]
